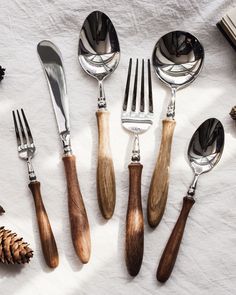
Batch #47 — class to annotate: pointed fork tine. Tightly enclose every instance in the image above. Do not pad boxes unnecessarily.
[21,109,33,144]
[148,59,153,113]
[131,59,138,112]
[140,59,145,112]
[123,58,132,111]
[16,110,27,145]
[12,110,22,147]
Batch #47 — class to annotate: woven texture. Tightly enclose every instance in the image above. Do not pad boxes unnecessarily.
[0,0,236,294]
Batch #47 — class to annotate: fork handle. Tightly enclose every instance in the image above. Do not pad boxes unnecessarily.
[29,181,59,268]
[147,119,176,228]
[126,163,144,276]
[63,155,91,263]
[96,110,116,219]
[157,197,195,282]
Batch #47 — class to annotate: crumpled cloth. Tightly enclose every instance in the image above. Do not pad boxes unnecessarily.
[0,0,236,294]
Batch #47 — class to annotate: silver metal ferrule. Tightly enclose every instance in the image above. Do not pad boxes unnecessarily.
[187,174,200,198]
[166,87,176,119]
[131,134,140,162]
[98,80,107,109]
[60,130,72,155]
[27,158,37,182]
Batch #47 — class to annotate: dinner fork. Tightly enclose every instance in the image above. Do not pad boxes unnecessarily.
[12,109,59,268]
[122,58,153,276]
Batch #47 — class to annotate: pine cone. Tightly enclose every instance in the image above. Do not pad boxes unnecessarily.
[0,66,5,81]
[230,106,236,120]
[0,227,33,264]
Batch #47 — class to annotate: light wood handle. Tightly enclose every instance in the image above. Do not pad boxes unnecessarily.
[125,163,144,276]
[63,155,91,264]
[147,119,176,228]
[96,110,116,219]
[29,181,59,268]
[157,197,195,282]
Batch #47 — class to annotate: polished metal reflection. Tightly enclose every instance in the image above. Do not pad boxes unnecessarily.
[152,31,204,118]
[78,10,120,108]
[37,40,71,154]
[187,118,224,198]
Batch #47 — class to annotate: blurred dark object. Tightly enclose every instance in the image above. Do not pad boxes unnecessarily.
[0,66,5,81]
[0,206,5,214]
[230,106,236,120]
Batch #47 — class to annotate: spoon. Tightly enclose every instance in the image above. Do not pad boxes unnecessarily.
[156,118,224,282]
[147,31,204,228]
[78,11,120,219]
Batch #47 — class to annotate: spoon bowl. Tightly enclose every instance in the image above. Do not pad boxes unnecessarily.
[78,10,120,82]
[152,30,204,89]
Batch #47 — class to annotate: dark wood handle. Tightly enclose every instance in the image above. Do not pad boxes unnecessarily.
[29,181,59,268]
[148,119,176,228]
[96,110,116,219]
[63,155,91,264]
[125,163,144,276]
[156,196,195,282]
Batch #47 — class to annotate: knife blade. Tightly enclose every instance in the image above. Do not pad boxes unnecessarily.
[37,40,91,263]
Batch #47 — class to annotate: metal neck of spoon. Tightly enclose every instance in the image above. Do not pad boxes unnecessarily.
[166,87,176,119]
[187,173,200,198]
[97,80,107,109]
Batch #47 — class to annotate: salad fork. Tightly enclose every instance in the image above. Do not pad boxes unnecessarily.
[122,58,153,276]
[12,109,59,268]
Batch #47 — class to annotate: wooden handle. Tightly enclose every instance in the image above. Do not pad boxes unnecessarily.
[156,196,195,282]
[63,155,91,263]
[29,181,59,268]
[96,110,116,219]
[125,163,144,276]
[147,119,176,228]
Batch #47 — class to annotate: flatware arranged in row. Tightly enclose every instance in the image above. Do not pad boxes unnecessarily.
[157,118,224,282]
[122,58,153,276]
[37,41,91,263]
[148,31,205,228]
[78,11,120,219]
[12,109,59,268]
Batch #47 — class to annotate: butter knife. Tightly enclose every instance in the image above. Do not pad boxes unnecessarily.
[37,40,91,263]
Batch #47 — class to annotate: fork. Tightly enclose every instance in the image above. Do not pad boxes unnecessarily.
[122,58,153,276]
[12,109,59,268]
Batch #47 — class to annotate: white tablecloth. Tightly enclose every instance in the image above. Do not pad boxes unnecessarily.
[0,0,236,294]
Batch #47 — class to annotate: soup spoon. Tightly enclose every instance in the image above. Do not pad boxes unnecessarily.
[148,31,204,228]
[156,118,224,282]
[78,11,120,219]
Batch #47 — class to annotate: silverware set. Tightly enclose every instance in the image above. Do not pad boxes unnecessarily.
[10,10,225,282]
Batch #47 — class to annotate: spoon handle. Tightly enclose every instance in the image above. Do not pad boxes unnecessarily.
[156,196,195,282]
[147,119,176,228]
[125,163,144,276]
[96,110,116,219]
[29,181,59,268]
[63,155,91,263]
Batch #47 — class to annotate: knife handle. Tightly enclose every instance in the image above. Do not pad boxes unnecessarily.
[96,110,116,219]
[29,181,59,268]
[63,155,91,263]
[156,196,195,282]
[147,119,176,228]
[125,163,144,276]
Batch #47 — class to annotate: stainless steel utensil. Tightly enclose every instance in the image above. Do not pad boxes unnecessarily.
[148,31,204,228]
[156,118,224,282]
[12,109,59,268]
[37,40,91,264]
[78,10,120,219]
[122,58,153,276]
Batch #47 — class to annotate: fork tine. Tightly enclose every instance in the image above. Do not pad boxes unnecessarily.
[148,59,153,113]
[131,59,138,112]
[16,110,27,145]
[140,59,145,112]
[123,58,132,111]
[12,110,22,147]
[21,109,33,144]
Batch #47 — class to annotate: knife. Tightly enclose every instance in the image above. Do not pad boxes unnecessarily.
[37,40,91,263]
